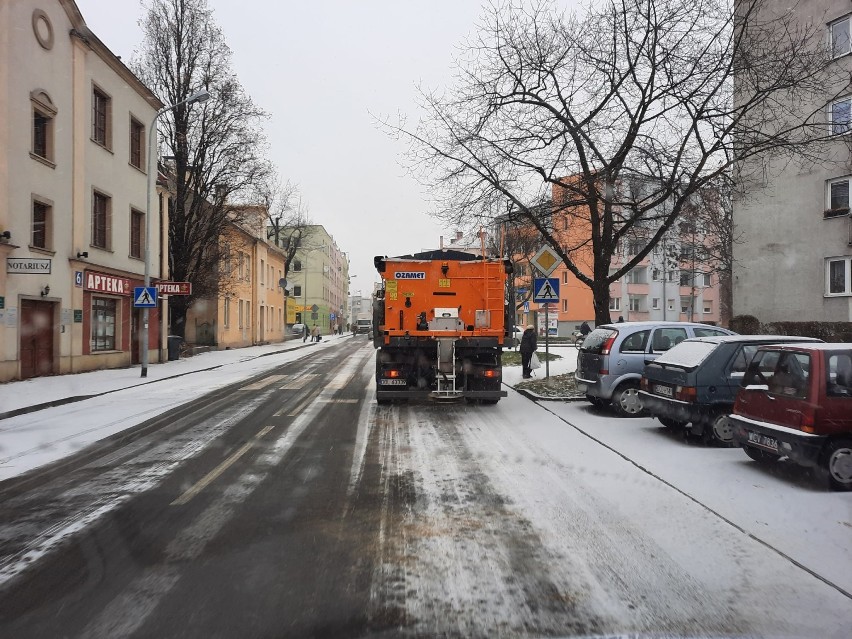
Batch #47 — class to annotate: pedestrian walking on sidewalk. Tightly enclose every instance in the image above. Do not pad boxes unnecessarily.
[303,324,309,343]
[311,325,319,342]
[520,325,537,379]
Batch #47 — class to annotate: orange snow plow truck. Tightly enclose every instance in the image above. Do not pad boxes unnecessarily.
[373,249,513,404]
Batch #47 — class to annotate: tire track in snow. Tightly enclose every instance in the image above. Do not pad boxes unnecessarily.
[368,402,606,638]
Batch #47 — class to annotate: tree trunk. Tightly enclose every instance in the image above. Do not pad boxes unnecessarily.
[592,278,612,325]
[169,298,190,340]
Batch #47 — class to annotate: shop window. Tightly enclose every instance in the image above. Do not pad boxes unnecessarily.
[91,297,117,351]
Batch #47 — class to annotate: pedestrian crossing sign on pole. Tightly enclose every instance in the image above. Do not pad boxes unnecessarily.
[133,286,158,308]
[533,278,560,304]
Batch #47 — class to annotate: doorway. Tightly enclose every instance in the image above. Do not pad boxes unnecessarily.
[20,300,55,379]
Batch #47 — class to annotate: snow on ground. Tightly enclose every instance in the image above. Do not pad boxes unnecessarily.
[543,399,852,598]
[0,336,351,481]
[377,394,852,637]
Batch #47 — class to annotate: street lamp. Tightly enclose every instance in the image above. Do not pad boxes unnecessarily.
[141,89,210,377]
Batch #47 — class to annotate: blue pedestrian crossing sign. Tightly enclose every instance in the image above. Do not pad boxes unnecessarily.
[533,278,560,304]
[133,286,158,308]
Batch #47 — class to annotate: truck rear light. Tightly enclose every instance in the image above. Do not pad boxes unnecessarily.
[482,369,500,378]
[601,335,616,356]
[675,385,697,402]
[385,369,401,378]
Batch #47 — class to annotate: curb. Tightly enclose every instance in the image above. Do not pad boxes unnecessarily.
[513,386,586,402]
[0,342,317,422]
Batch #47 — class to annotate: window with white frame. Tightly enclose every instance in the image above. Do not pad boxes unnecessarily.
[652,297,660,310]
[651,268,660,281]
[831,15,851,58]
[681,296,693,314]
[703,300,713,314]
[830,97,851,135]
[293,285,302,297]
[826,257,852,296]
[826,177,851,217]
[697,272,711,287]
[609,297,621,311]
[629,295,643,312]
[293,260,302,272]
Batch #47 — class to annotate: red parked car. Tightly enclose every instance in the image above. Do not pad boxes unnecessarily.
[730,343,852,490]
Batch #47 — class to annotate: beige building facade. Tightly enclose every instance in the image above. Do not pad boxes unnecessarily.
[0,0,166,382]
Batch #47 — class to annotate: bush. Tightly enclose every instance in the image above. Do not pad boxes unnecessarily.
[730,315,760,334]
[731,315,852,342]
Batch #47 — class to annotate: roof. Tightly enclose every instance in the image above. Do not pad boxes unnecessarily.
[749,342,852,351]
[596,321,733,330]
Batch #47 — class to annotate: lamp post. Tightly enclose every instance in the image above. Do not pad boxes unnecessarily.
[141,89,210,378]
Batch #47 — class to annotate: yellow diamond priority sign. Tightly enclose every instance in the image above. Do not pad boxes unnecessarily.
[531,245,561,276]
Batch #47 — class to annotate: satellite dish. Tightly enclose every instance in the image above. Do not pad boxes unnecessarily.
[279,278,289,291]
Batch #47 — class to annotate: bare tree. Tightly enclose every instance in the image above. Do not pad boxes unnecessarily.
[133,0,270,337]
[260,178,313,281]
[391,0,846,324]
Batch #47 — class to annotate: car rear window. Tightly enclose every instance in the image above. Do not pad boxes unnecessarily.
[580,328,616,353]
[767,352,811,399]
[654,340,717,368]
[651,327,688,352]
[693,327,730,338]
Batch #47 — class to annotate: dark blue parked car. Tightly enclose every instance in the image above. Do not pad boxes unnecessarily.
[639,335,821,445]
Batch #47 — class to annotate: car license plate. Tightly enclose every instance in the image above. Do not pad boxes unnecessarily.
[747,431,779,452]
[653,384,673,397]
[379,379,406,386]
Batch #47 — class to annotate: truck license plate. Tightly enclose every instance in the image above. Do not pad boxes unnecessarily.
[653,384,673,397]
[379,379,406,386]
[747,431,779,452]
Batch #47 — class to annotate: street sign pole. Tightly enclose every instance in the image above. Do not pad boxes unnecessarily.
[545,303,549,379]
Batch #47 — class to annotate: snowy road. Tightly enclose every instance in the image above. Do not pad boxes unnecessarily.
[0,341,849,637]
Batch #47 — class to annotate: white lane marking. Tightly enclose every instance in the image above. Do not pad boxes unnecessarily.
[286,388,323,417]
[80,357,366,638]
[239,374,286,391]
[170,424,274,506]
[0,395,270,588]
[320,398,359,404]
[347,362,378,497]
[280,373,319,390]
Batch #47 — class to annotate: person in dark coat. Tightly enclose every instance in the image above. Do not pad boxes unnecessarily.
[303,324,309,343]
[580,321,591,335]
[519,324,537,379]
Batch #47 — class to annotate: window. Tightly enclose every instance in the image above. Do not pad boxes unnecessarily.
[679,222,696,235]
[826,257,851,295]
[562,271,568,284]
[91,297,117,351]
[680,271,693,286]
[130,209,144,258]
[92,191,110,249]
[239,300,244,328]
[730,345,760,375]
[562,299,568,312]
[627,268,646,284]
[293,285,302,297]
[680,246,695,260]
[260,259,265,286]
[651,327,687,352]
[826,177,851,217]
[627,239,644,255]
[129,117,144,169]
[32,199,51,250]
[667,270,676,282]
[620,330,650,353]
[767,353,811,399]
[651,268,660,281]
[652,297,660,310]
[30,90,57,164]
[703,300,713,314]
[92,86,111,147]
[827,352,852,397]
[629,295,643,312]
[224,297,230,328]
[680,296,693,314]
[831,15,851,58]
[293,260,302,272]
[245,254,251,281]
[830,97,851,135]
[609,297,621,311]
[697,272,712,287]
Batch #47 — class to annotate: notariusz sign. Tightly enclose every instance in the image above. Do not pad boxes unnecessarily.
[7,258,51,274]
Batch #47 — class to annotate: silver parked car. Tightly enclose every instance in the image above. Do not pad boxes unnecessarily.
[575,321,735,417]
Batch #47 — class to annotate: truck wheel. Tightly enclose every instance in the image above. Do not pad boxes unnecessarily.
[824,439,852,491]
[611,382,644,417]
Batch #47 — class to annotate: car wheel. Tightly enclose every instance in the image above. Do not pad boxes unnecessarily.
[611,382,644,417]
[657,417,685,429]
[706,413,735,447]
[824,439,852,491]
[742,445,779,464]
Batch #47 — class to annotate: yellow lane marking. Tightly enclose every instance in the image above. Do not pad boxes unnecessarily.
[170,424,275,506]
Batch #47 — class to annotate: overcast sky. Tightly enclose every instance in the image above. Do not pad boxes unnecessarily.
[74,0,514,291]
